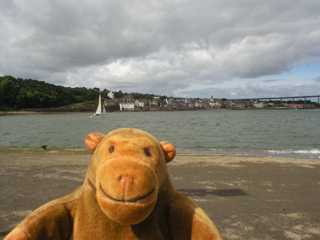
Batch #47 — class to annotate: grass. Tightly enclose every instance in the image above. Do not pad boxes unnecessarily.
[61,100,97,108]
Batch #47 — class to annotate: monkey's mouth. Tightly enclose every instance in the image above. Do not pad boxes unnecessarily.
[99,184,155,203]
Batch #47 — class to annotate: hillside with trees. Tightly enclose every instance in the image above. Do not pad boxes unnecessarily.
[0,75,162,111]
[0,75,104,110]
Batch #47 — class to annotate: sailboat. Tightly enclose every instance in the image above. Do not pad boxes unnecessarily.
[93,92,106,117]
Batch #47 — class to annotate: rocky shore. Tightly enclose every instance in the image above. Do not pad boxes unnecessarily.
[1,149,319,239]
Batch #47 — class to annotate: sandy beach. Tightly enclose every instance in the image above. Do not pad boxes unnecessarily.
[1,149,319,239]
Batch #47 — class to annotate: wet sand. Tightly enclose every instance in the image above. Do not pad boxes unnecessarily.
[1,149,319,239]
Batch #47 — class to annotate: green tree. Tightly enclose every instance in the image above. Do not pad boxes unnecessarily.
[114,90,124,98]
[0,76,20,110]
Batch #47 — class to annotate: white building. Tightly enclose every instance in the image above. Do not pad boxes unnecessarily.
[119,103,135,111]
[254,102,266,108]
[209,101,221,108]
[108,92,115,99]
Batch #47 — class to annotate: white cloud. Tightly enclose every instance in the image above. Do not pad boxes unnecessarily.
[1,0,320,97]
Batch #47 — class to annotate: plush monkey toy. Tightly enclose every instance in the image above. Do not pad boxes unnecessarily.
[5,128,222,240]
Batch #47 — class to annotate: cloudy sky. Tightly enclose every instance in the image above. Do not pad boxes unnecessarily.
[1,0,320,99]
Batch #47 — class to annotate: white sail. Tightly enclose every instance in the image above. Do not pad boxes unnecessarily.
[102,102,106,114]
[94,92,106,116]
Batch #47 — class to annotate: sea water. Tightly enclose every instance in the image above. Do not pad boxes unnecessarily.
[1,109,319,159]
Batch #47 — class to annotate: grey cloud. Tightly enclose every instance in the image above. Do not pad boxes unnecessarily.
[178,82,320,99]
[0,0,320,97]
[262,79,285,83]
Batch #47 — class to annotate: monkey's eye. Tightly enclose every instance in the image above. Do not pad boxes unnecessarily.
[144,148,151,157]
[109,146,115,153]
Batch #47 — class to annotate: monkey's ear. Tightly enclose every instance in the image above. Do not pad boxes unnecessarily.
[160,141,176,163]
[85,132,105,154]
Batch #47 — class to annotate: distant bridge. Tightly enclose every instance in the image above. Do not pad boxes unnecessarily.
[227,95,320,104]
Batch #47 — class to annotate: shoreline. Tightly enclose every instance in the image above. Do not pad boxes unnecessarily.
[1,107,318,116]
[0,111,88,116]
[1,147,319,162]
[1,147,319,161]
[1,150,320,239]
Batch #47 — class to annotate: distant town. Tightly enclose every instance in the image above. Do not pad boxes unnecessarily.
[105,92,319,112]
[0,76,319,113]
